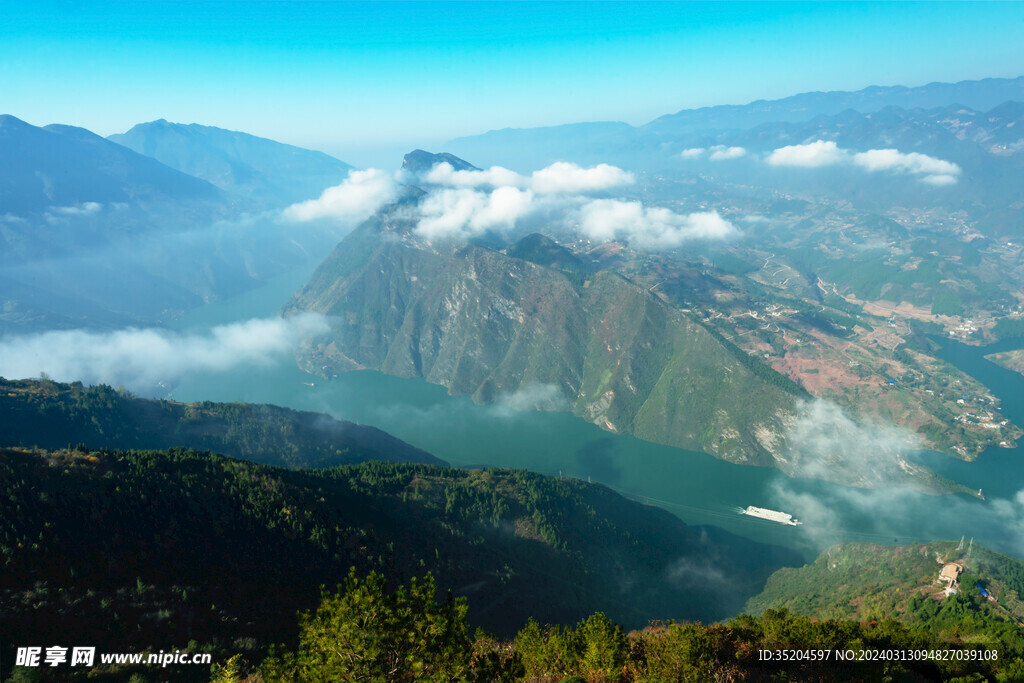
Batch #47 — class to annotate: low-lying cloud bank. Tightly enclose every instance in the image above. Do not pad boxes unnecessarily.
[765,398,1024,558]
[782,398,921,486]
[488,383,570,418]
[0,313,329,391]
[280,158,743,251]
[767,139,961,185]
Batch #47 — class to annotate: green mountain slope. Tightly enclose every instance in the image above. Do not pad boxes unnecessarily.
[285,209,802,468]
[0,377,442,468]
[746,541,1024,661]
[257,573,1019,682]
[0,447,800,661]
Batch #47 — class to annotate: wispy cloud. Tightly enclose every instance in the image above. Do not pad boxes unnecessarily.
[0,314,329,391]
[709,145,747,161]
[766,140,961,184]
[770,474,1024,558]
[282,168,397,223]
[488,383,569,418]
[681,145,747,161]
[782,399,921,486]
[49,202,102,216]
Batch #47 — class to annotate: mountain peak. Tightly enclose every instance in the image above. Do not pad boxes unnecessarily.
[0,114,33,130]
[109,121,353,208]
[402,149,480,175]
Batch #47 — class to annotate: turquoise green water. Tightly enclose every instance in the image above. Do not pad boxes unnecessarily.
[165,269,1024,562]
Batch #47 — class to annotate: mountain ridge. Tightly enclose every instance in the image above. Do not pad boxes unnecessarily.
[0,377,443,469]
[109,119,355,208]
[0,114,224,215]
[445,76,1024,169]
[284,206,802,469]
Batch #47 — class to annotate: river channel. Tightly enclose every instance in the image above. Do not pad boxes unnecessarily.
[161,267,1024,563]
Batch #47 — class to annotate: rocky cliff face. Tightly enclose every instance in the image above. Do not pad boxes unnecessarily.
[285,206,799,466]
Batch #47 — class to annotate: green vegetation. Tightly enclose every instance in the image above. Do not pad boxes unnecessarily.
[0,377,442,469]
[747,541,1024,670]
[287,215,803,468]
[262,570,485,682]
[992,318,1024,342]
[932,290,966,317]
[255,569,1024,681]
[695,318,809,397]
[505,232,592,288]
[0,446,798,680]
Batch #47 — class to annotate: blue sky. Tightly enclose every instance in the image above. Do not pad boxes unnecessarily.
[3,1,1022,165]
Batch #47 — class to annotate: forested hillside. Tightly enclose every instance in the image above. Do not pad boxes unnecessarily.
[256,576,1022,682]
[0,377,441,468]
[746,541,1024,667]
[285,206,802,469]
[0,446,798,680]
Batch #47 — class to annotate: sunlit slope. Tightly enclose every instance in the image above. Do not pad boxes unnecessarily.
[286,209,802,467]
[747,541,1024,632]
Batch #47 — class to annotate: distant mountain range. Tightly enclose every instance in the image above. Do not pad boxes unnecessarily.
[0,115,356,330]
[646,75,1024,135]
[0,114,223,215]
[109,119,354,209]
[446,75,1024,171]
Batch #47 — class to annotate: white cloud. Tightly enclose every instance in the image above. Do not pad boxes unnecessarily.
[422,161,634,195]
[682,146,747,161]
[783,399,921,485]
[416,159,737,249]
[578,200,738,249]
[529,162,635,194]
[416,187,536,240]
[708,146,747,161]
[0,314,329,391]
[852,148,961,177]
[766,140,961,184]
[489,383,569,417]
[922,173,959,186]
[767,140,848,167]
[51,202,102,216]
[423,162,525,188]
[282,168,397,223]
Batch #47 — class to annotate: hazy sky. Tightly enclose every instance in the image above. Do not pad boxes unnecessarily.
[3,1,1022,165]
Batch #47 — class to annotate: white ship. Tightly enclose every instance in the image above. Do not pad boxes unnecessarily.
[740,506,802,526]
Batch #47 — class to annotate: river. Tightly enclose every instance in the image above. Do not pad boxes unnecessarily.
[161,267,1024,564]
